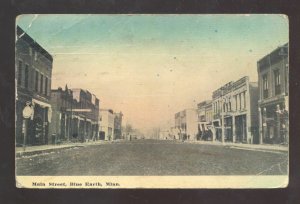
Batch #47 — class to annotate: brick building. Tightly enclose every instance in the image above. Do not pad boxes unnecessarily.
[49,87,100,143]
[212,76,259,144]
[257,43,289,144]
[16,26,53,146]
[71,89,100,142]
[49,85,75,143]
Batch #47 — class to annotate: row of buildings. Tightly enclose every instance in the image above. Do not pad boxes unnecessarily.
[164,43,289,145]
[15,26,123,146]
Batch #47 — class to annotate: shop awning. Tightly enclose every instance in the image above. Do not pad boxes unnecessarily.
[31,98,52,122]
[32,98,51,108]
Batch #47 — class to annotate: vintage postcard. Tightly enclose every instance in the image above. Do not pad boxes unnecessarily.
[15,14,289,188]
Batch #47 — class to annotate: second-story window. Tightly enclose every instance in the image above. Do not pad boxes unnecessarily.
[274,69,281,95]
[24,64,29,88]
[243,92,246,109]
[40,74,43,94]
[235,95,237,111]
[34,51,38,61]
[239,94,242,110]
[35,70,39,92]
[263,74,268,99]
[45,77,48,96]
[18,60,22,86]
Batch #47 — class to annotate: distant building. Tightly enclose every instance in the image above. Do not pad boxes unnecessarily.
[175,109,198,141]
[159,129,172,140]
[212,76,259,144]
[113,112,123,140]
[99,109,114,140]
[16,26,53,146]
[257,43,289,144]
[71,89,100,142]
[197,100,213,140]
[169,127,180,140]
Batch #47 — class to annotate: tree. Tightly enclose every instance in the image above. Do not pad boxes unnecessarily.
[125,124,133,134]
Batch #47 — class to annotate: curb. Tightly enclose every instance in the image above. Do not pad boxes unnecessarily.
[227,145,288,153]
[15,141,111,158]
[183,141,288,153]
[16,145,84,158]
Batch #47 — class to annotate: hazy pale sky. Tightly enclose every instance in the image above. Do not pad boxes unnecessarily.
[16,14,288,133]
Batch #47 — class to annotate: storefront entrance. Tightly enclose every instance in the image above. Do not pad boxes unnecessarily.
[235,115,247,143]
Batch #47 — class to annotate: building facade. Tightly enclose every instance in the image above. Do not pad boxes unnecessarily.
[175,109,198,140]
[257,43,289,144]
[197,100,213,140]
[16,26,53,146]
[49,85,74,143]
[212,76,259,144]
[71,89,100,142]
[159,129,172,140]
[113,112,123,140]
[169,127,180,140]
[99,109,114,140]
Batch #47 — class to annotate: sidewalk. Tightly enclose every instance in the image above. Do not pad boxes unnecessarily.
[16,140,112,157]
[185,140,288,152]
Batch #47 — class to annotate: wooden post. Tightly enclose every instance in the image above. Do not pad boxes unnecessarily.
[276,105,281,144]
[258,108,263,144]
[22,119,28,151]
[232,115,236,143]
[221,98,225,144]
[262,108,267,143]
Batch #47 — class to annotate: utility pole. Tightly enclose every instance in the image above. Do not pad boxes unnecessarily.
[221,96,225,144]
[258,107,263,144]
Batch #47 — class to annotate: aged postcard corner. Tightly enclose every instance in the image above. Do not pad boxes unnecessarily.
[15,177,24,189]
[15,14,289,189]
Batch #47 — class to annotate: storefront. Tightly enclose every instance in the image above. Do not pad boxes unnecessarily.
[212,120,221,142]
[16,98,52,146]
[224,116,233,142]
[235,114,247,143]
[261,101,288,144]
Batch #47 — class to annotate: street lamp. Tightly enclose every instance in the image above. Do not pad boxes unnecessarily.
[22,101,34,151]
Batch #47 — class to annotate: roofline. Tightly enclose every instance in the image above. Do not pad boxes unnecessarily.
[16,26,53,62]
[257,42,289,63]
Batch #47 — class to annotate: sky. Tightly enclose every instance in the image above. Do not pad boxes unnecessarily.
[16,14,288,133]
